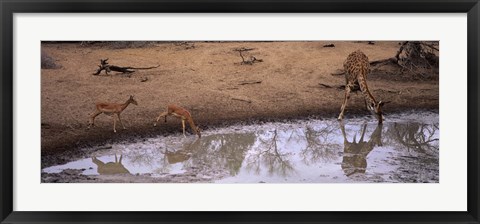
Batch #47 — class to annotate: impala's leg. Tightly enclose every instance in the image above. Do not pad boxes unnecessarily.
[182,119,186,138]
[88,111,102,128]
[117,114,126,130]
[359,123,367,142]
[113,115,117,133]
[338,85,352,120]
[154,111,169,127]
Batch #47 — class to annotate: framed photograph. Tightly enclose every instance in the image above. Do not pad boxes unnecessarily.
[1,0,479,223]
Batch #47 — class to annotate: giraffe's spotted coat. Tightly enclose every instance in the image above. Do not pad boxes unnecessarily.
[338,50,385,123]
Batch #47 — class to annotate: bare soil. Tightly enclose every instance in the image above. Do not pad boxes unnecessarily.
[41,41,439,158]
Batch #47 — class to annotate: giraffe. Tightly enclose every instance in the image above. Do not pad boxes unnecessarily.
[338,50,387,123]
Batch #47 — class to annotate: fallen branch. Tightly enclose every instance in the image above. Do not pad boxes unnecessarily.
[319,83,334,88]
[395,41,409,62]
[318,83,345,90]
[233,48,263,65]
[243,56,263,65]
[238,80,262,85]
[96,145,113,150]
[331,69,345,76]
[323,44,335,48]
[374,89,401,94]
[174,41,195,49]
[234,47,255,52]
[369,57,398,66]
[419,42,439,52]
[93,59,159,76]
[231,97,252,103]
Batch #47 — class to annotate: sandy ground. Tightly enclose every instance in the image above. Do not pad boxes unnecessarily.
[41,41,439,159]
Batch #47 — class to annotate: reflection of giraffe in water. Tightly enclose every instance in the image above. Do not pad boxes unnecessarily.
[92,154,130,175]
[340,122,383,177]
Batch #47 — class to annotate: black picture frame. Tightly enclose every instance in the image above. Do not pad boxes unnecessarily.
[1,0,479,223]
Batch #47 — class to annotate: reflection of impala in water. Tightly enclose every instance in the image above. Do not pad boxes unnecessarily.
[92,154,130,175]
[163,149,193,164]
[162,139,201,164]
[340,123,383,177]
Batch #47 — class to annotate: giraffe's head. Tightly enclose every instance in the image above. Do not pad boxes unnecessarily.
[368,101,389,123]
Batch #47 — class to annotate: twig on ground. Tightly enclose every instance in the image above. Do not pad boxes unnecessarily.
[231,97,252,103]
[331,70,345,76]
[238,80,262,85]
[318,83,345,90]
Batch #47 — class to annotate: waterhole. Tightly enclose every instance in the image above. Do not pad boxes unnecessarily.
[42,112,439,183]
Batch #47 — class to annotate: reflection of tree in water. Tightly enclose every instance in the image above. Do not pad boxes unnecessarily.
[149,139,199,174]
[385,122,439,154]
[181,133,256,175]
[245,129,295,177]
[384,122,439,183]
[126,145,164,169]
[300,124,340,165]
[340,123,383,177]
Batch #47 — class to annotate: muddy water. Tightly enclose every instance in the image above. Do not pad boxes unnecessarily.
[42,112,439,183]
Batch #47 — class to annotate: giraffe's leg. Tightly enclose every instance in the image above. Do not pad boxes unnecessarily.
[182,119,186,138]
[117,114,126,130]
[154,111,169,126]
[339,120,347,143]
[338,86,351,120]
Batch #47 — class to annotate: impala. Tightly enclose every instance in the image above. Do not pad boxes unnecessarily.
[154,104,201,138]
[88,95,138,133]
[92,154,130,175]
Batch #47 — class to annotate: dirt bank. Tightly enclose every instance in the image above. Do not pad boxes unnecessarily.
[41,41,439,157]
